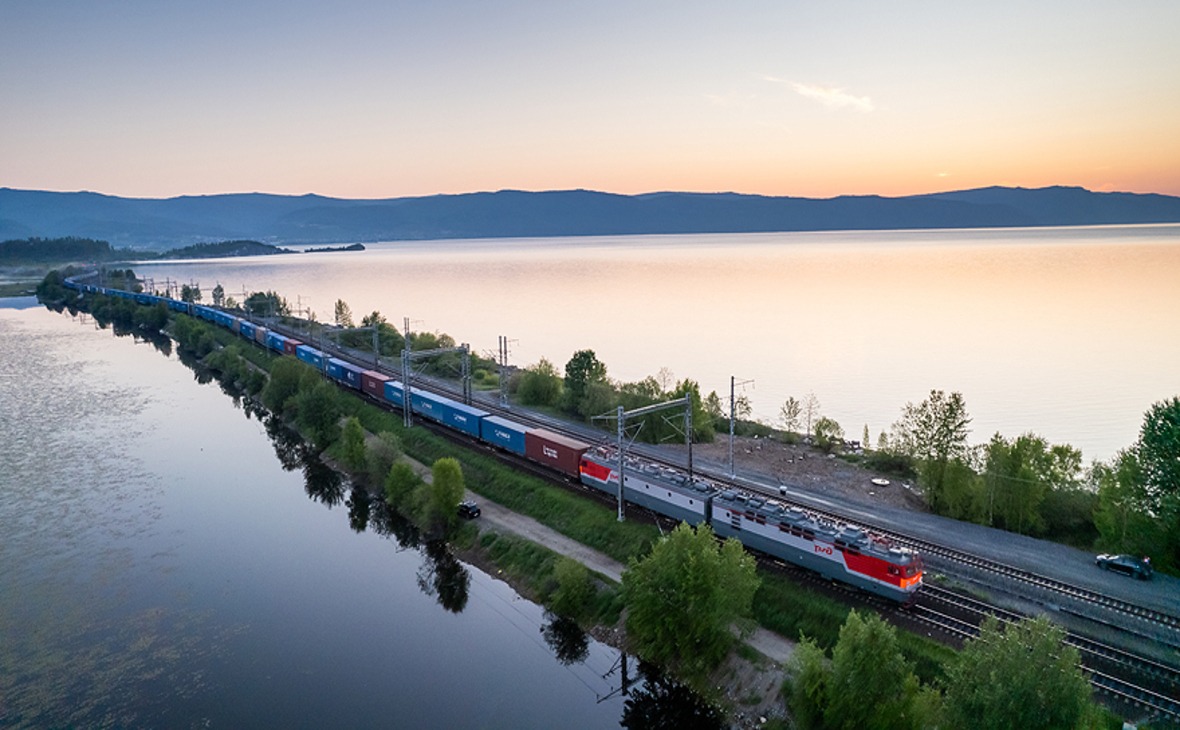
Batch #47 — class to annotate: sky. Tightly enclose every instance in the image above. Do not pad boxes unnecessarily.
[3,0,1179,200]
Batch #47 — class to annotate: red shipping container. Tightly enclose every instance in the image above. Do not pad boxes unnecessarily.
[361,370,390,399]
[283,339,303,356]
[525,428,590,479]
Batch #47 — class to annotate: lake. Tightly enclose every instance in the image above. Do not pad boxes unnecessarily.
[0,301,693,729]
[135,225,1180,462]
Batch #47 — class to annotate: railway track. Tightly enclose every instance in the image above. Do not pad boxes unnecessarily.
[335,339,1179,637]
[914,584,1180,724]
[271,319,1180,720]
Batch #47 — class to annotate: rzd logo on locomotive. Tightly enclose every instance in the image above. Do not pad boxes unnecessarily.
[814,545,833,556]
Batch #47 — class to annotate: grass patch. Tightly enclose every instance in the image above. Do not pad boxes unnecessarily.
[343,398,660,565]
[752,570,955,685]
[0,281,39,297]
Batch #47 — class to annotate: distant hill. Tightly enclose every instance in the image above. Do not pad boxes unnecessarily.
[157,239,292,259]
[2,185,1178,251]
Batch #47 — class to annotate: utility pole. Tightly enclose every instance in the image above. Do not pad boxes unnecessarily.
[403,316,412,428]
[494,335,518,407]
[598,395,692,522]
[729,376,754,477]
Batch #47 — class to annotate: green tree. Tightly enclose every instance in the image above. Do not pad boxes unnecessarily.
[334,299,354,327]
[890,390,972,514]
[385,462,422,507]
[779,396,802,434]
[825,611,927,730]
[621,523,759,681]
[704,390,725,424]
[943,616,1092,730]
[671,379,715,443]
[549,557,594,621]
[244,290,289,317]
[984,432,1082,535]
[292,381,341,452]
[339,416,367,471]
[787,636,829,730]
[1138,397,1180,569]
[366,431,402,487]
[517,357,563,407]
[180,283,202,303]
[261,356,312,412]
[803,392,821,436]
[562,349,608,417]
[419,457,466,532]
[813,416,844,452]
[211,283,225,307]
[1092,447,1172,571]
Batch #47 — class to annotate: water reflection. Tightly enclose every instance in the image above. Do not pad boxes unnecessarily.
[416,540,470,614]
[302,455,345,507]
[620,662,724,730]
[541,613,590,666]
[347,485,371,533]
[368,498,422,549]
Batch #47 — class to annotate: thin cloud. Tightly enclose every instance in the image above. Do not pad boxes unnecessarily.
[764,75,875,113]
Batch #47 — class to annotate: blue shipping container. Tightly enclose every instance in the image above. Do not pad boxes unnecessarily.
[480,415,528,456]
[266,332,287,352]
[296,345,325,369]
[239,321,256,340]
[383,380,405,408]
[410,391,488,438]
[326,358,363,389]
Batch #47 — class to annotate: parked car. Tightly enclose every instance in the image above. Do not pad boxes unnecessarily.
[1095,553,1153,580]
[458,500,481,519]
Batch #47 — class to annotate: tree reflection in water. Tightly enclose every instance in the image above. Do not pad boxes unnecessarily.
[541,613,589,666]
[302,452,345,506]
[368,498,421,550]
[620,662,724,730]
[346,486,371,533]
[259,414,345,505]
[417,539,470,613]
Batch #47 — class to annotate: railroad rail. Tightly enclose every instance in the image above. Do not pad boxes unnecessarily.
[914,584,1180,724]
[269,316,1180,637]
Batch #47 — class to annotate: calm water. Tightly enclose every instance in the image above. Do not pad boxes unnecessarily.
[0,301,666,729]
[136,225,1180,462]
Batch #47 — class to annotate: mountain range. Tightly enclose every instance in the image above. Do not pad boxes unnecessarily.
[2,185,1179,251]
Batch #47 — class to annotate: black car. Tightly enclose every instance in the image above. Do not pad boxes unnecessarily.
[458,500,481,519]
[1095,553,1153,580]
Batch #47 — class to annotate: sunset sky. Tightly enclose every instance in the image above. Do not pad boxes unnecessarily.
[3,0,1178,200]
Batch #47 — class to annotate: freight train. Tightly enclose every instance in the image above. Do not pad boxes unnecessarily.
[63,277,925,602]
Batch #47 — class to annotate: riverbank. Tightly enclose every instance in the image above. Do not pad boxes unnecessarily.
[370,440,792,727]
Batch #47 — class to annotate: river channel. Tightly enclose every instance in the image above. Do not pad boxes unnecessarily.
[134,225,1180,462]
[0,300,699,729]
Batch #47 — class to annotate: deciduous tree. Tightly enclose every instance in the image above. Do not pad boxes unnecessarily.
[419,457,465,532]
[549,557,594,621]
[292,381,341,452]
[365,431,402,487]
[563,349,608,417]
[1138,397,1180,566]
[334,298,354,327]
[813,416,844,452]
[779,396,802,434]
[517,357,563,407]
[890,390,972,513]
[385,462,422,507]
[339,416,367,471]
[943,616,1093,730]
[803,392,821,436]
[621,523,758,682]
